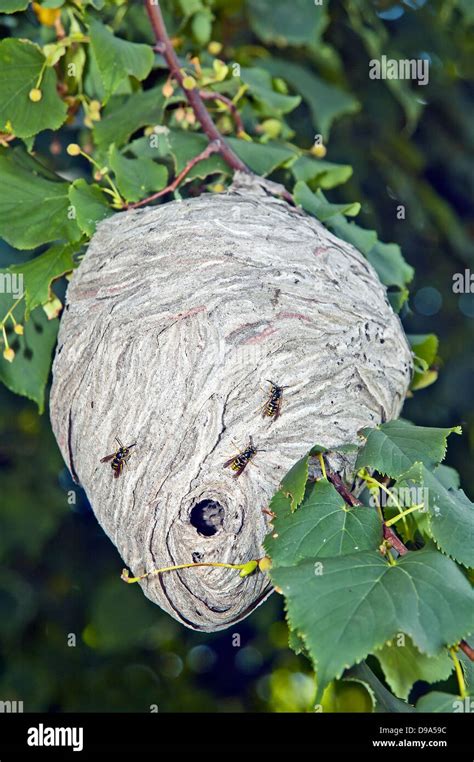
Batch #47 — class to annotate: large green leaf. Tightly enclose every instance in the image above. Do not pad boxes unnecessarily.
[294,182,360,221]
[375,636,453,701]
[109,146,168,203]
[262,59,359,138]
[240,67,301,114]
[271,548,474,698]
[0,297,58,413]
[265,479,381,564]
[247,0,328,47]
[88,17,154,100]
[0,150,80,249]
[68,180,114,237]
[356,420,462,479]
[7,242,80,318]
[93,88,165,147]
[0,39,67,139]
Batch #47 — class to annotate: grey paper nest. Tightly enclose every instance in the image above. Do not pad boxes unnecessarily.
[50,174,412,632]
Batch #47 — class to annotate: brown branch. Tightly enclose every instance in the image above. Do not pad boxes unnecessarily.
[125,140,221,209]
[383,524,408,556]
[460,640,474,662]
[326,468,363,507]
[144,0,249,174]
[199,90,245,135]
[324,457,409,556]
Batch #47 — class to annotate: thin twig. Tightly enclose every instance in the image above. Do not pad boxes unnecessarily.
[326,466,363,507]
[199,90,245,134]
[144,0,249,174]
[460,640,474,662]
[125,140,221,209]
[383,524,408,556]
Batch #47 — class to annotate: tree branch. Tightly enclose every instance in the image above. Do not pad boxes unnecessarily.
[326,468,363,507]
[459,639,474,662]
[144,0,249,174]
[125,140,221,209]
[383,524,408,556]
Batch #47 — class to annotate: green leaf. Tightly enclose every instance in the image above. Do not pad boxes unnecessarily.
[248,0,328,47]
[265,479,381,564]
[329,215,378,256]
[294,182,360,221]
[88,17,154,100]
[400,464,474,568]
[375,636,453,701]
[0,297,58,413]
[434,464,461,491]
[291,155,353,190]
[68,180,114,237]
[348,663,415,713]
[321,676,375,713]
[0,149,80,249]
[7,242,80,318]
[410,334,438,365]
[408,334,439,390]
[0,39,67,139]
[227,137,295,176]
[416,692,464,713]
[326,215,413,296]
[271,548,474,698]
[387,288,409,314]
[288,627,306,656]
[356,420,462,479]
[240,68,301,114]
[365,241,414,290]
[109,146,168,203]
[262,59,359,138]
[93,88,165,148]
[2,0,29,11]
[280,453,309,511]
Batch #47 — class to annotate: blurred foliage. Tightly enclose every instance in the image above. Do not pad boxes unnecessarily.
[0,0,473,712]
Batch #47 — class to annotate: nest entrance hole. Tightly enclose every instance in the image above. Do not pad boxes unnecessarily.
[190,500,225,537]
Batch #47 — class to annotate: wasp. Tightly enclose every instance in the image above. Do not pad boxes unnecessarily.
[262,379,287,421]
[100,437,136,478]
[223,436,262,478]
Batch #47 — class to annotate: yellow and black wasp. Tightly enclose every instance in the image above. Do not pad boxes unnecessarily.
[262,379,287,422]
[223,436,262,478]
[100,437,136,478]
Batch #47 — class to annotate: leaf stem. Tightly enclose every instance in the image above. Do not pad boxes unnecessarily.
[78,149,123,207]
[385,503,424,527]
[450,646,467,698]
[122,559,253,583]
[317,453,327,480]
[459,640,474,662]
[1,295,24,330]
[199,90,245,135]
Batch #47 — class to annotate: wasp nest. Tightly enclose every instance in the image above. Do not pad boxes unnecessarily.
[50,173,412,632]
